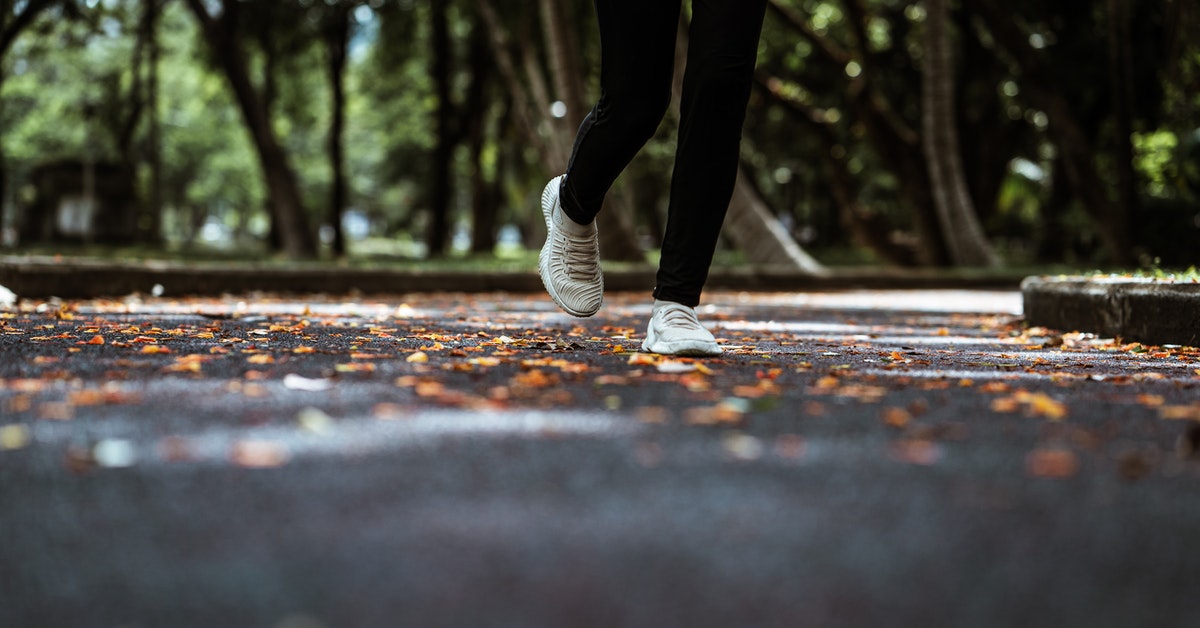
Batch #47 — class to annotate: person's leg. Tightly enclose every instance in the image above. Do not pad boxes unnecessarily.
[540,0,681,318]
[558,0,683,225]
[652,0,768,307]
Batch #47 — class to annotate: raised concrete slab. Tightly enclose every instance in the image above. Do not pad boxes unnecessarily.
[1023,275,1200,347]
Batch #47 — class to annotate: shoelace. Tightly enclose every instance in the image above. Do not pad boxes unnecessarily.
[556,232,600,282]
[657,303,702,329]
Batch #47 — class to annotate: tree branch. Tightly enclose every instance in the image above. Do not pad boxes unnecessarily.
[0,0,56,59]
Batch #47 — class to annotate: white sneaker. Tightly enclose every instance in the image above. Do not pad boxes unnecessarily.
[642,299,722,356]
[538,175,603,317]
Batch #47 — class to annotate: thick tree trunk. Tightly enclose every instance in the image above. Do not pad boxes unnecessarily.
[465,26,499,255]
[475,0,643,261]
[0,71,5,245]
[327,4,349,258]
[538,0,586,129]
[921,0,998,267]
[142,0,163,244]
[725,169,827,273]
[537,0,643,262]
[426,0,454,257]
[184,0,317,259]
[1107,0,1139,222]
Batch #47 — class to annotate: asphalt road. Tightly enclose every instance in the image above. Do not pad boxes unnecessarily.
[2,289,1199,627]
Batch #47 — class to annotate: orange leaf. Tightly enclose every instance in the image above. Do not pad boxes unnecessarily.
[882,407,912,428]
[87,335,105,345]
[1025,448,1079,479]
[1027,392,1068,420]
[627,353,659,366]
[229,440,289,468]
[1160,405,1200,421]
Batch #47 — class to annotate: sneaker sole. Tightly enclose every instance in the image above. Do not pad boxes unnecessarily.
[538,176,602,318]
[641,334,722,357]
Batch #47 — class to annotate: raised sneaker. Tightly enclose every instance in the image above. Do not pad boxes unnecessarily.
[538,175,604,317]
[642,299,722,357]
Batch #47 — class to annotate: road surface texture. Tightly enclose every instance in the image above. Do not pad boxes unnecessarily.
[2,289,1199,627]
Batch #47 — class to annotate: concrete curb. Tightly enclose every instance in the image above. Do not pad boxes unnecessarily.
[0,256,1027,299]
[1022,276,1200,347]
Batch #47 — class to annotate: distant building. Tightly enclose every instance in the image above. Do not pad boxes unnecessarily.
[19,159,139,245]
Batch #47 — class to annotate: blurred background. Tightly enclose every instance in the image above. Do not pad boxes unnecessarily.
[0,0,1196,272]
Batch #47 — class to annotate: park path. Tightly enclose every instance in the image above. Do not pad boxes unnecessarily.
[2,289,1199,627]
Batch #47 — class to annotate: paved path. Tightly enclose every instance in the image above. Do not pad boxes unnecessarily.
[2,290,1199,627]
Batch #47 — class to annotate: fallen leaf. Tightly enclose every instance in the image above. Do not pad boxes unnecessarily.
[230,440,289,468]
[283,374,332,392]
[372,403,410,420]
[882,407,913,428]
[1160,405,1200,421]
[1136,394,1165,407]
[0,424,31,450]
[335,362,376,373]
[406,351,429,363]
[628,353,659,366]
[657,360,699,374]
[635,406,669,424]
[1027,393,1068,420]
[297,407,333,433]
[773,434,807,460]
[93,439,137,468]
[722,432,765,461]
[1025,447,1079,478]
[37,402,73,421]
[889,439,943,465]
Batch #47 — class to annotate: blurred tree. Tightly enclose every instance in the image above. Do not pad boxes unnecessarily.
[322,1,353,258]
[921,0,997,266]
[474,0,644,261]
[0,0,68,243]
[2,0,1193,268]
[184,0,318,259]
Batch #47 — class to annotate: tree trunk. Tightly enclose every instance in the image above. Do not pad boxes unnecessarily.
[537,0,643,262]
[921,0,998,267]
[475,0,644,261]
[184,0,317,259]
[1107,0,1139,223]
[144,0,163,244]
[426,0,455,257]
[725,168,827,273]
[0,71,5,245]
[326,4,350,258]
[538,0,586,129]
[465,24,498,254]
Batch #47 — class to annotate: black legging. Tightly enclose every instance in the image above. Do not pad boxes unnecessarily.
[560,0,769,307]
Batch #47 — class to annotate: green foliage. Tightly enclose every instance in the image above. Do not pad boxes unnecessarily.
[1,0,1196,267]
